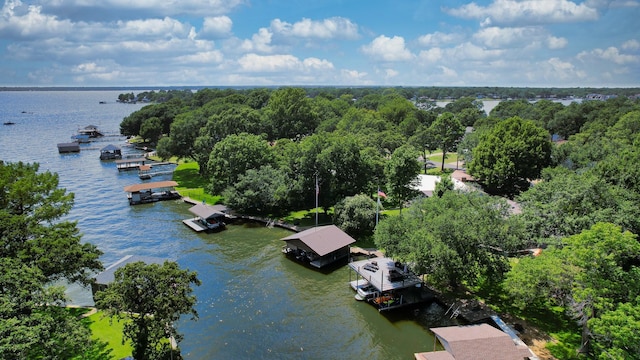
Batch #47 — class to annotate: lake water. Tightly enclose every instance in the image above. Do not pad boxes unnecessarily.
[0,90,456,359]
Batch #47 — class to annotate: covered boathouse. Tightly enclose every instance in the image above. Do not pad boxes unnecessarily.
[99,144,122,160]
[349,256,434,311]
[414,323,535,360]
[91,255,167,301]
[281,225,355,268]
[123,180,181,205]
[183,203,229,232]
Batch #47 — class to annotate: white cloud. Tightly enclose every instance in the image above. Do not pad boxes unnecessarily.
[578,46,639,64]
[239,28,274,53]
[302,57,334,70]
[417,31,463,47]
[270,17,359,40]
[418,48,443,63]
[361,35,414,61]
[175,50,224,64]
[622,39,640,50]
[446,0,600,26]
[341,69,368,81]
[547,36,568,49]
[0,1,74,39]
[200,16,233,39]
[384,68,399,78]
[237,53,333,73]
[115,17,192,39]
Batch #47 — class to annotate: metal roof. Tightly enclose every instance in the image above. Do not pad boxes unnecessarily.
[123,180,179,193]
[281,225,355,256]
[427,324,532,360]
[93,255,167,285]
[188,203,228,219]
[100,144,121,151]
[349,256,422,292]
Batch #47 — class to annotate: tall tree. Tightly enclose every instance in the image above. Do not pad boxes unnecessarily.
[469,116,551,196]
[333,194,378,239]
[384,145,421,213]
[207,133,275,193]
[429,112,465,171]
[95,261,201,360]
[264,87,318,140]
[0,161,104,359]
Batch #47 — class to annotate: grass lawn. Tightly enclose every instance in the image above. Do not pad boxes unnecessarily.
[81,310,133,360]
[172,162,222,205]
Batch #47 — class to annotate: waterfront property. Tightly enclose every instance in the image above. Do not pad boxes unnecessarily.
[91,254,166,301]
[100,144,123,160]
[349,257,434,311]
[115,157,146,171]
[123,180,181,205]
[183,203,228,232]
[281,225,355,268]
[57,142,80,153]
[414,323,534,360]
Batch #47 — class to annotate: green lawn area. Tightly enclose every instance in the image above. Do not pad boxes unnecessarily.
[81,310,133,360]
[172,162,222,205]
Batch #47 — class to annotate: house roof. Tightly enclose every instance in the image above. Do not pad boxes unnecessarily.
[100,144,121,152]
[281,225,355,256]
[123,180,178,193]
[188,203,227,219]
[93,255,167,285]
[451,170,475,182]
[421,324,532,360]
[414,174,441,196]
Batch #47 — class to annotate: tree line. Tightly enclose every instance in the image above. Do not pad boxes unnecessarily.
[119,86,640,358]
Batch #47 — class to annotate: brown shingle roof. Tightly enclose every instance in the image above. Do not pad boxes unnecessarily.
[427,324,532,360]
[188,203,227,219]
[281,225,355,256]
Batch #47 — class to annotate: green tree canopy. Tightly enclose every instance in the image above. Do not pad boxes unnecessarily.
[95,261,201,360]
[384,145,421,212]
[505,223,640,355]
[375,191,520,289]
[0,161,105,359]
[333,193,378,239]
[469,116,551,196]
[429,112,465,171]
[207,133,276,193]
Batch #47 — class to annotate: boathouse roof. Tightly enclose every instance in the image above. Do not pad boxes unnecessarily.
[414,324,532,360]
[93,255,167,286]
[281,225,355,256]
[100,144,120,151]
[349,256,422,292]
[188,203,228,219]
[123,180,178,193]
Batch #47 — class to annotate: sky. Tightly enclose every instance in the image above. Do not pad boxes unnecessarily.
[0,0,639,87]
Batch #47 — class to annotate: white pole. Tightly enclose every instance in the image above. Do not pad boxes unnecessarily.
[315,173,319,227]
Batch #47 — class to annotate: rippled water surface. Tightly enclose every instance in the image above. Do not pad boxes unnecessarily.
[0,91,451,359]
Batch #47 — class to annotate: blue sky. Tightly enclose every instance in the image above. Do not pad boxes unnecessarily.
[0,0,638,87]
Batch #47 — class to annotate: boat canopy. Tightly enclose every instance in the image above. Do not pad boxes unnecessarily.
[188,203,227,219]
[123,181,179,193]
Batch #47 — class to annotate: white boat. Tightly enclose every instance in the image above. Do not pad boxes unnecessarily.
[356,284,378,301]
[349,280,377,301]
[350,279,370,291]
